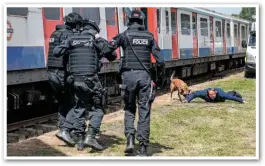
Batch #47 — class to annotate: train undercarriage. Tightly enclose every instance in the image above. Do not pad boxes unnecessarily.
[7,54,245,123]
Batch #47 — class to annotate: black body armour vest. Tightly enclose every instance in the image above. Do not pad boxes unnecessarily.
[47,25,73,69]
[122,30,153,70]
[68,34,98,76]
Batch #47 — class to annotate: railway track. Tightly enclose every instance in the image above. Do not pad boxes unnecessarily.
[7,67,244,143]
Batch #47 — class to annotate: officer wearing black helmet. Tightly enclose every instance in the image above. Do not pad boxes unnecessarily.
[54,17,117,151]
[94,10,165,156]
[47,12,78,143]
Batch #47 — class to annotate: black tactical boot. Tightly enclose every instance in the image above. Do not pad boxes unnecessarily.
[124,134,135,153]
[76,134,84,151]
[83,129,104,151]
[56,130,75,146]
[137,143,148,156]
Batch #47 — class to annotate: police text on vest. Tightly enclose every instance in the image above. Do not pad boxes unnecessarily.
[132,39,148,45]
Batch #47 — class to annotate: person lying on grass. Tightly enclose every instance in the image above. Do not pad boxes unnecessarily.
[183,88,245,103]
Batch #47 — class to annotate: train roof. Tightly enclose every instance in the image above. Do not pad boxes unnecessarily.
[181,7,250,24]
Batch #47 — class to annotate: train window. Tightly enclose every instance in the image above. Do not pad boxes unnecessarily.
[241,26,246,38]
[157,9,160,33]
[215,21,221,37]
[73,8,100,25]
[226,23,231,38]
[200,18,208,36]
[192,15,197,36]
[141,8,148,30]
[171,11,176,34]
[7,7,28,16]
[123,8,129,26]
[165,10,169,33]
[181,13,190,35]
[43,8,60,20]
[105,8,116,26]
[210,19,213,39]
[234,24,238,38]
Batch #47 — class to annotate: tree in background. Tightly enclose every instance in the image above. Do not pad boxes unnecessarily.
[232,7,256,22]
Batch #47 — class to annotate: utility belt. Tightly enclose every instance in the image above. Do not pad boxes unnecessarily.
[122,68,146,72]
[72,75,96,82]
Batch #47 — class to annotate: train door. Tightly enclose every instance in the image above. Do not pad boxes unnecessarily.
[233,22,238,54]
[42,8,64,62]
[68,7,107,40]
[222,19,226,54]
[171,8,179,59]
[159,8,173,61]
[145,7,159,63]
[213,18,223,55]
[198,14,210,57]
[156,8,163,53]
[178,9,193,59]
[117,8,131,58]
[192,12,198,57]
[226,20,232,54]
[240,24,247,53]
[105,8,120,59]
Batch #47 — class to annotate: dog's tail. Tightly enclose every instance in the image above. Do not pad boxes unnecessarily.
[170,70,176,81]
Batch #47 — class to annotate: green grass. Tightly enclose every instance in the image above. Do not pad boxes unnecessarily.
[7,73,256,157]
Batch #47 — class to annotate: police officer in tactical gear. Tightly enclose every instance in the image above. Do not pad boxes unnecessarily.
[54,18,117,151]
[47,13,76,144]
[94,10,165,156]
[51,12,84,146]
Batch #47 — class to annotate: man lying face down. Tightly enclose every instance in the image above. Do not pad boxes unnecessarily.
[183,88,245,103]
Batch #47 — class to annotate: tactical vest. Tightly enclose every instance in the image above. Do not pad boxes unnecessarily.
[47,25,73,69]
[122,30,153,70]
[68,34,98,76]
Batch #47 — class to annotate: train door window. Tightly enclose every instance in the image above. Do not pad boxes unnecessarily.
[215,21,221,37]
[43,8,60,20]
[192,15,197,36]
[171,10,176,34]
[200,18,208,36]
[234,24,238,38]
[105,8,116,26]
[157,8,160,33]
[123,8,129,26]
[210,18,213,39]
[181,13,190,35]
[226,23,231,38]
[141,8,148,30]
[165,10,169,33]
[241,26,246,38]
[7,7,28,16]
[72,8,100,25]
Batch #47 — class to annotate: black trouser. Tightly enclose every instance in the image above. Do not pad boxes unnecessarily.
[62,75,105,136]
[121,70,153,146]
[227,91,242,98]
[48,69,73,129]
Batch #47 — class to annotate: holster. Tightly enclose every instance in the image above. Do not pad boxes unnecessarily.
[120,84,130,103]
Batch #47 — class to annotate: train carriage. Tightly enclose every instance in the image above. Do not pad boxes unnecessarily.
[7,7,249,111]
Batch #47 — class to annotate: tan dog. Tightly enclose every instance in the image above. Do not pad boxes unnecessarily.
[170,71,191,102]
